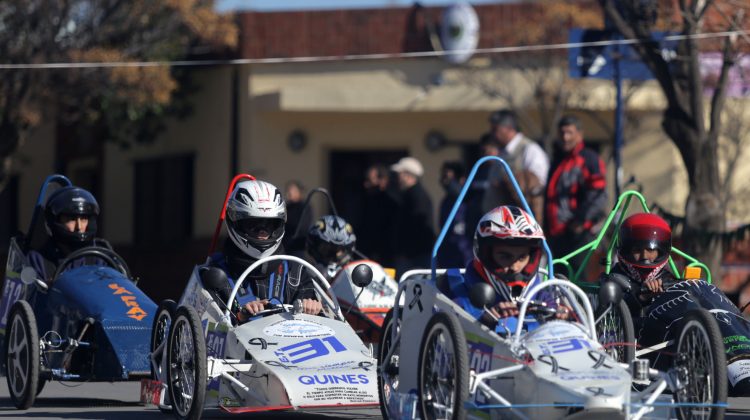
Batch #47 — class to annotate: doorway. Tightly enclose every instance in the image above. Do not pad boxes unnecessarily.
[328,149,407,231]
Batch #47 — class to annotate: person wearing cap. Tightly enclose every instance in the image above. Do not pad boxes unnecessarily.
[390,156,435,276]
[484,109,549,224]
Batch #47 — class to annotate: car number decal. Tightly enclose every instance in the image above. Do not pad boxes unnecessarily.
[274,336,346,364]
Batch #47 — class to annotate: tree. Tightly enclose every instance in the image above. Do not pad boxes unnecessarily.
[600,0,749,279]
[0,0,237,189]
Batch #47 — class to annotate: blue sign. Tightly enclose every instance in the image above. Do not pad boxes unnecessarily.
[568,28,677,81]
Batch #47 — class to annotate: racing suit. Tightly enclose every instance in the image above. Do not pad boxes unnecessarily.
[443,260,559,330]
[208,239,318,310]
[28,238,111,282]
[601,262,677,319]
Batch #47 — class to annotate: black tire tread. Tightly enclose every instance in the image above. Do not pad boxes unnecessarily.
[5,300,40,410]
[167,306,207,420]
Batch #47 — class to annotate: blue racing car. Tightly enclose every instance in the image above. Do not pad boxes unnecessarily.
[0,174,157,409]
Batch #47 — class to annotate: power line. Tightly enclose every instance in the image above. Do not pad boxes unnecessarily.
[0,29,747,70]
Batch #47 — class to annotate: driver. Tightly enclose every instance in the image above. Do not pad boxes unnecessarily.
[446,205,569,326]
[29,186,102,281]
[601,213,676,315]
[207,179,322,321]
[305,215,356,280]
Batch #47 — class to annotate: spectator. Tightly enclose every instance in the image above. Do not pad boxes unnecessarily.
[482,109,549,223]
[545,115,607,264]
[359,164,398,266]
[437,161,473,268]
[391,157,435,276]
[282,180,311,253]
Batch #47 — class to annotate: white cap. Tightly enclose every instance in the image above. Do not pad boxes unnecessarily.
[390,157,424,177]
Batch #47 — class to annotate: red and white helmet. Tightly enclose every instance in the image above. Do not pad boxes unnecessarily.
[225,180,287,259]
[473,206,545,286]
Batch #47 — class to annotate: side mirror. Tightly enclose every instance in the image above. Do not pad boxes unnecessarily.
[21,266,47,291]
[351,264,373,288]
[200,267,230,302]
[469,282,497,309]
[599,281,623,307]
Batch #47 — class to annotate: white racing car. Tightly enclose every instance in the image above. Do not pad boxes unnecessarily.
[144,254,380,420]
[377,156,724,420]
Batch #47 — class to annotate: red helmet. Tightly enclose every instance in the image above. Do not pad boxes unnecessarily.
[617,213,672,282]
[473,206,545,289]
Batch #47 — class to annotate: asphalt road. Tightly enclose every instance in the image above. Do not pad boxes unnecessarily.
[3,379,750,419]
[0,380,381,420]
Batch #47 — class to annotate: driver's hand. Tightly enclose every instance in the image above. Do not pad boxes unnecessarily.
[300,298,322,315]
[643,278,663,293]
[490,301,518,319]
[238,299,269,322]
[555,305,572,320]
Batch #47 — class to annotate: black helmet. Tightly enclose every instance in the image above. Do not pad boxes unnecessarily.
[44,186,99,248]
[306,215,356,266]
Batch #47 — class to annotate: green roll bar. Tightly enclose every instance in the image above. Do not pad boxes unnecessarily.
[552,190,712,286]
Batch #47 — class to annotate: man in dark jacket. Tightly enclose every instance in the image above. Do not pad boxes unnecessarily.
[545,115,607,264]
[391,157,435,277]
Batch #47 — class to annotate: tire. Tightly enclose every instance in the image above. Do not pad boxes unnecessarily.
[150,299,176,413]
[167,306,207,420]
[595,300,635,364]
[418,312,469,420]
[5,300,40,409]
[378,307,401,420]
[36,379,46,396]
[674,309,727,420]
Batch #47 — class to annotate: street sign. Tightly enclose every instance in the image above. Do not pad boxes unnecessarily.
[568,28,677,81]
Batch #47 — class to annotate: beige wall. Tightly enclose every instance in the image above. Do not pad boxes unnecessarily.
[103,67,233,243]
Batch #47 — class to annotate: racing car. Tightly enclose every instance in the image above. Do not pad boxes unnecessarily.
[1,174,156,410]
[555,190,733,415]
[142,174,380,420]
[377,157,725,420]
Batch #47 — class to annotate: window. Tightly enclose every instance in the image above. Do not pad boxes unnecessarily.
[0,177,19,253]
[134,154,194,247]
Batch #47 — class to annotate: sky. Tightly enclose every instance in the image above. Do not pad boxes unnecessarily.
[215,0,504,12]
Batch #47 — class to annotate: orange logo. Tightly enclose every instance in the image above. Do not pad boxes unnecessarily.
[109,283,147,321]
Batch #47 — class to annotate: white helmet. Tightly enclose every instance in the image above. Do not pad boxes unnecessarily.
[225,180,287,259]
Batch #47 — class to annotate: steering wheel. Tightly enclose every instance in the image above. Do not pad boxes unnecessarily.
[637,278,680,300]
[53,246,132,280]
[525,300,560,320]
[226,255,343,322]
[242,303,295,319]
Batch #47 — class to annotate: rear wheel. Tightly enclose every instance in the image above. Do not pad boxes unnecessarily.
[378,307,401,419]
[5,301,40,409]
[418,312,469,420]
[674,309,727,420]
[151,299,176,413]
[167,306,207,420]
[595,300,635,364]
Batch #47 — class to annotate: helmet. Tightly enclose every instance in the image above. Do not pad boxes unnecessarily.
[617,213,672,283]
[307,215,356,266]
[225,180,286,259]
[473,206,544,288]
[44,186,99,248]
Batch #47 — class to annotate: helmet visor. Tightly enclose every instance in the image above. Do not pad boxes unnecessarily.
[234,218,284,240]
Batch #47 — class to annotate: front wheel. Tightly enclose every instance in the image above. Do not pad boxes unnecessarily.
[167,306,207,420]
[378,307,401,419]
[151,299,177,413]
[595,300,635,364]
[418,312,469,420]
[5,300,40,409]
[674,309,727,420]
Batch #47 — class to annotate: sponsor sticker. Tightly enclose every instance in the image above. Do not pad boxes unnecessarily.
[728,359,750,386]
[263,319,335,338]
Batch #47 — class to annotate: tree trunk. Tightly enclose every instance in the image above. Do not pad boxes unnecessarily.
[663,108,724,282]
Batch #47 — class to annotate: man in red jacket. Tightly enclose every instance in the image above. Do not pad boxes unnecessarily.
[545,115,607,265]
